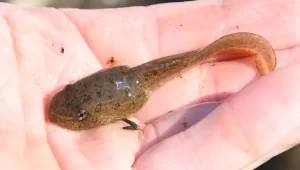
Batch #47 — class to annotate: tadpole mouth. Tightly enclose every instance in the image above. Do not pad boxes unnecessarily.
[48,110,82,131]
[48,92,77,129]
[49,110,75,121]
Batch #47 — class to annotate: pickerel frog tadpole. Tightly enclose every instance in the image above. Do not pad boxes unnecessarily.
[48,32,276,131]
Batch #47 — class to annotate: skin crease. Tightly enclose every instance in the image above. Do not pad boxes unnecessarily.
[48,32,276,131]
[0,0,299,170]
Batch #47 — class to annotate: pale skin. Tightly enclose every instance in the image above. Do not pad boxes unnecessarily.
[0,0,300,170]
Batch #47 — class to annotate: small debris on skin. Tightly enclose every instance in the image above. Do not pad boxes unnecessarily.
[179,73,183,78]
[168,110,173,114]
[107,56,118,67]
[182,122,188,129]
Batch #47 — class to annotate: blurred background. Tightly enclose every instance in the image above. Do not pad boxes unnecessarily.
[2,0,194,8]
[1,0,299,169]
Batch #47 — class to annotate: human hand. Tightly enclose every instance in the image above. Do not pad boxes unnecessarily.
[0,0,299,169]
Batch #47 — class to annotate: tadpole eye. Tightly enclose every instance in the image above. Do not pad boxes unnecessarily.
[77,110,88,120]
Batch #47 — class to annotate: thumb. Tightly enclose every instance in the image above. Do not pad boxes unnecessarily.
[134,65,300,170]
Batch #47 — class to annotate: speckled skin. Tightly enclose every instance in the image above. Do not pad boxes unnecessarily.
[48,32,276,131]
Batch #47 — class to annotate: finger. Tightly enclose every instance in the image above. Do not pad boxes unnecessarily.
[137,102,221,155]
[134,65,300,170]
[62,0,299,63]
[62,0,300,123]
[0,4,25,169]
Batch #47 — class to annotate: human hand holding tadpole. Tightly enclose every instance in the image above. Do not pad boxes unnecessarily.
[0,0,299,170]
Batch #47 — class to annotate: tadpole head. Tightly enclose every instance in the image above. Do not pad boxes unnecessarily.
[48,85,93,131]
[48,65,151,131]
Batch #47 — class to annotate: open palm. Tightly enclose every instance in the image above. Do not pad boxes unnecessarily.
[1,0,300,170]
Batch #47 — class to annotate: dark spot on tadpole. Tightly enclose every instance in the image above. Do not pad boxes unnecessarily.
[168,110,173,113]
[236,25,239,29]
[61,47,64,54]
[124,88,131,95]
[152,70,158,76]
[108,77,114,83]
[180,24,182,26]
[82,95,92,103]
[83,83,88,89]
[212,64,215,66]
